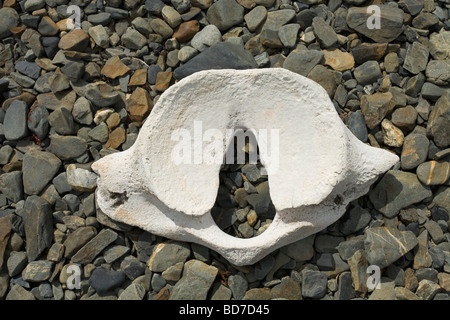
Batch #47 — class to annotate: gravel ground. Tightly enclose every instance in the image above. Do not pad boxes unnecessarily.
[0,0,449,301]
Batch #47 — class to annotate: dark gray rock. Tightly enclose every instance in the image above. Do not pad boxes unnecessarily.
[7,251,28,277]
[4,100,29,141]
[283,49,324,77]
[15,61,41,79]
[227,272,248,300]
[348,111,368,142]
[339,205,371,235]
[207,0,244,32]
[312,16,338,48]
[364,227,418,268]
[52,172,72,195]
[27,105,49,141]
[24,196,53,261]
[120,255,146,280]
[314,234,344,253]
[0,171,23,203]
[346,5,404,43]
[337,236,365,261]
[335,271,355,300]
[48,107,76,135]
[254,254,275,280]
[421,82,444,102]
[174,42,257,80]
[403,42,429,75]
[63,226,97,259]
[48,135,88,160]
[147,65,162,85]
[23,149,61,195]
[169,259,218,300]
[71,229,118,264]
[145,0,165,15]
[400,134,429,170]
[0,8,20,39]
[427,90,450,148]
[369,170,432,218]
[89,267,126,294]
[353,60,382,86]
[301,270,328,299]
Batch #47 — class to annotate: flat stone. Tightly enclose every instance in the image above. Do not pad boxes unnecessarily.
[429,30,450,60]
[283,49,323,77]
[427,90,450,148]
[84,81,121,108]
[337,236,365,261]
[360,92,395,129]
[364,227,418,268]
[63,226,97,259]
[261,9,295,32]
[0,171,23,203]
[174,42,257,80]
[348,249,369,293]
[148,241,191,272]
[301,270,327,299]
[118,283,146,300]
[4,100,28,141]
[270,276,302,300]
[412,12,439,29]
[403,42,429,74]
[22,260,53,282]
[346,5,404,43]
[368,280,396,300]
[401,134,429,170]
[178,46,198,62]
[425,220,445,243]
[89,267,126,294]
[354,60,382,86]
[426,60,450,86]
[228,272,248,300]
[312,16,337,49]
[347,111,368,142]
[6,284,35,300]
[0,216,11,272]
[169,259,218,300]
[15,61,41,80]
[38,16,59,36]
[71,229,118,265]
[23,149,61,195]
[162,5,182,28]
[335,272,355,300]
[121,28,148,50]
[339,205,371,235]
[23,196,53,262]
[190,24,222,52]
[66,164,97,192]
[72,97,93,125]
[48,135,87,160]
[307,64,341,98]
[323,49,354,71]
[7,251,28,277]
[206,0,245,32]
[27,104,49,140]
[369,170,432,218]
[145,0,165,15]
[150,18,173,39]
[244,6,267,32]
[48,107,76,135]
[278,24,300,48]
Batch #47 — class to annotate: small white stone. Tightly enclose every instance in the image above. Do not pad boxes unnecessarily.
[67,164,97,192]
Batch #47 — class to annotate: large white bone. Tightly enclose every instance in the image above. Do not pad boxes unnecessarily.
[92,68,399,266]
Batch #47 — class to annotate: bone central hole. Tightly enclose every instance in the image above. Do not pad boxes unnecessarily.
[211,133,276,238]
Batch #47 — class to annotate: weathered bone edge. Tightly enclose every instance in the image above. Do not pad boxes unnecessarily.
[92,68,399,266]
